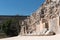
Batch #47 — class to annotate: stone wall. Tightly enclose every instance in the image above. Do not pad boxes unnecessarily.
[20,0,60,36]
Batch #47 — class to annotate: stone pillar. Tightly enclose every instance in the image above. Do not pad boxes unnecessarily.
[24,26,27,35]
[39,20,45,35]
[49,19,54,32]
[20,26,24,35]
[36,21,41,35]
[56,16,60,34]
[48,16,59,34]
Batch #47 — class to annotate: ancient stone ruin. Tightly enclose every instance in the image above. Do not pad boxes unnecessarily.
[20,0,60,36]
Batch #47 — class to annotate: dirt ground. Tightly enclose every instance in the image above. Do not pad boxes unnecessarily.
[0,34,60,40]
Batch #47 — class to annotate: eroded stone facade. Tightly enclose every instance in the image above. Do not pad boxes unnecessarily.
[20,0,60,36]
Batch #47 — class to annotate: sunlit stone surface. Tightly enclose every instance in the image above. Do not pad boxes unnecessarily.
[20,0,60,36]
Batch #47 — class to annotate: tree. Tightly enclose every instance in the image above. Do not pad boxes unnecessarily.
[2,18,20,37]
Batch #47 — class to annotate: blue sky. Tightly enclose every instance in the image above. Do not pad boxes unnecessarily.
[0,0,45,16]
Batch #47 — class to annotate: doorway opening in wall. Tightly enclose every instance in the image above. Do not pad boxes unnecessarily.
[45,22,56,35]
[45,23,49,30]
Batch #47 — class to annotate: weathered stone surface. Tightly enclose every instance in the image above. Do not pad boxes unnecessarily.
[20,0,60,36]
